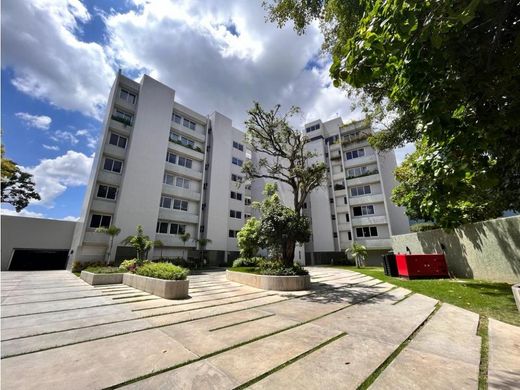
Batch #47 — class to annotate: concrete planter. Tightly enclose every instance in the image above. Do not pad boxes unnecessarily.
[80,271,124,285]
[513,284,520,313]
[226,270,311,291]
[123,273,189,299]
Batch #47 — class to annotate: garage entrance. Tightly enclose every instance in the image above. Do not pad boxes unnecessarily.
[8,249,69,271]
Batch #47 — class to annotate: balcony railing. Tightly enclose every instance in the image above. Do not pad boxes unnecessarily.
[169,138,204,153]
[341,132,369,146]
[334,184,346,191]
[111,115,132,127]
[346,169,379,180]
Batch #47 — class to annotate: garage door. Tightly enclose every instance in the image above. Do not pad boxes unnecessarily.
[9,249,69,271]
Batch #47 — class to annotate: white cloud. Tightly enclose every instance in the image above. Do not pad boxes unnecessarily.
[76,129,98,149]
[2,0,115,119]
[22,150,93,206]
[1,208,46,219]
[43,144,60,151]
[51,130,79,145]
[62,215,80,221]
[15,112,52,130]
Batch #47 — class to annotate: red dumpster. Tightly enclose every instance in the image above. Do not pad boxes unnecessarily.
[395,254,449,279]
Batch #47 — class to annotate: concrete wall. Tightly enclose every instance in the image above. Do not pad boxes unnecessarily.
[391,216,520,283]
[1,216,77,270]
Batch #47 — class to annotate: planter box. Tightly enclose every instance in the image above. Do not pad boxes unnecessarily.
[513,284,520,313]
[123,273,189,299]
[226,270,310,291]
[80,271,124,285]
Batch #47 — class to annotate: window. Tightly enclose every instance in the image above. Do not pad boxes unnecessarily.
[344,196,348,204]
[348,231,352,240]
[245,184,251,190]
[160,196,173,209]
[329,198,334,204]
[90,214,111,228]
[113,109,133,124]
[345,148,365,160]
[97,184,117,200]
[163,173,175,185]
[230,191,242,201]
[170,223,186,235]
[230,210,242,219]
[156,221,169,234]
[346,166,369,178]
[170,132,195,148]
[200,225,205,233]
[333,232,338,238]
[173,199,188,211]
[172,113,182,124]
[178,156,193,169]
[332,215,336,220]
[233,141,244,151]
[103,157,123,173]
[176,177,190,189]
[166,152,177,164]
[353,205,375,216]
[303,202,307,209]
[356,226,378,238]
[228,230,238,238]
[244,214,251,219]
[351,185,371,197]
[119,88,136,104]
[232,157,243,166]
[109,133,127,149]
[231,174,243,182]
[183,118,196,130]
[305,123,320,133]
[244,197,251,206]
[346,213,350,222]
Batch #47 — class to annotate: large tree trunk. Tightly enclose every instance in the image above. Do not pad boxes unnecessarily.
[282,240,296,267]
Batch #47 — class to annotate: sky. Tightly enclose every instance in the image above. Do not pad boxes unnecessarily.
[1,0,414,221]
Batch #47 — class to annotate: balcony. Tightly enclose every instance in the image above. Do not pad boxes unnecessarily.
[168,141,204,161]
[97,170,122,186]
[158,208,199,224]
[346,173,380,187]
[333,184,346,191]
[161,184,201,202]
[115,97,136,113]
[354,238,392,250]
[334,188,347,197]
[332,171,344,181]
[344,154,377,168]
[335,204,350,214]
[349,193,385,206]
[351,215,387,227]
[111,115,133,127]
[103,143,126,160]
[329,152,342,161]
[337,223,349,231]
[109,119,132,137]
[154,234,194,247]
[165,162,203,181]
[171,120,206,143]
[83,231,109,245]
[90,199,117,215]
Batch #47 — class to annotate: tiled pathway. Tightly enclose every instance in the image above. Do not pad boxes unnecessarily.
[1,268,518,389]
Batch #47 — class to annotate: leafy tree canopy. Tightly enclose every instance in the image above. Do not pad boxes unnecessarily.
[1,144,40,212]
[264,0,520,226]
[237,217,262,258]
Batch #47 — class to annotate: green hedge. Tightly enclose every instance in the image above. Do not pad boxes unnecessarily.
[135,262,189,280]
[84,266,125,274]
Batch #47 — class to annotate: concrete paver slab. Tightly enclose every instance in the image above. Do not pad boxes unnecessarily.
[488,318,520,390]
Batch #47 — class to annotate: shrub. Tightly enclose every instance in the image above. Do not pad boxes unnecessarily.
[71,260,105,273]
[160,257,192,268]
[84,266,125,274]
[119,259,139,272]
[410,222,440,232]
[232,257,262,268]
[257,258,309,276]
[135,262,189,280]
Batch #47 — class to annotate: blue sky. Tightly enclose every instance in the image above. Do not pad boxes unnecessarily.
[2,0,414,221]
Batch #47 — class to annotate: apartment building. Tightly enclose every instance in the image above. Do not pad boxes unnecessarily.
[70,72,407,267]
[303,118,410,264]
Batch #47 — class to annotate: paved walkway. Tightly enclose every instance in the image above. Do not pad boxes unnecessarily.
[1,268,518,389]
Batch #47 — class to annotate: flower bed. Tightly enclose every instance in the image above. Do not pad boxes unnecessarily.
[80,269,125,285]
[123,273,189,299]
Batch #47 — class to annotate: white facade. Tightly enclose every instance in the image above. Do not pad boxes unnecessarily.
[302,118,410,264]
[70,73,408,266]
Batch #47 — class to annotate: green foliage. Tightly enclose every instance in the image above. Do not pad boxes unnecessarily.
[410,222,440,233]
[119,259,139,272]
[95,225,121,265]
[194,237,212,264]
[265,0,520,227]
[345,242,368,268]
[257,258,309,276]
[257,184,311,267]
[179,232,191,259]
[71,260,105,273]
[84,266,125,274]
[121,225,153,263]
[135,262,189,280]
[159,256,203,269]
[232,257,262,268]
[1,144,40,211]
[237,217,262,258]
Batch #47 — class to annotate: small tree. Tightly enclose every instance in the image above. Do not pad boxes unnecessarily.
[346,243,368,268]
[180,232,191,259]
[195,237,212,265]
[1,144,40,211]
[153,240,164,260]
[237,217,262,259]
[95,225,121,265]
[121,225,153,264]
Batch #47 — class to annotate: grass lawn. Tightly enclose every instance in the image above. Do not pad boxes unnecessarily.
[332,266,519,326]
